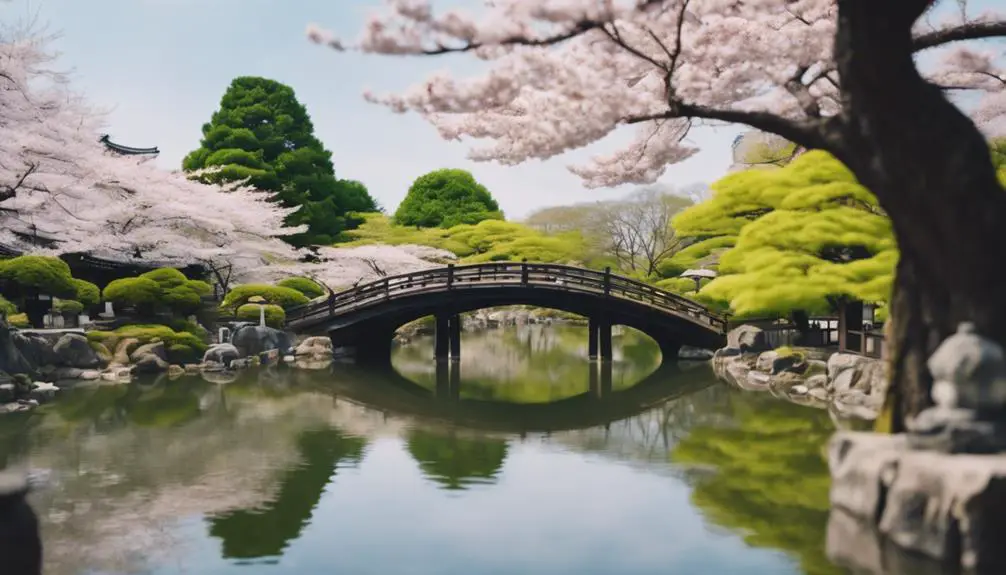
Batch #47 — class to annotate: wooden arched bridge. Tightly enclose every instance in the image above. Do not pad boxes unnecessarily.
[285,262,727,365]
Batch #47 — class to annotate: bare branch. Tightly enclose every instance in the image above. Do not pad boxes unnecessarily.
[913,20,1006,51]
[784,67,822,117]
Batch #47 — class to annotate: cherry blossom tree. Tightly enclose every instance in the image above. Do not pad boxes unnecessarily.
[0,32,305,282]
[309,0,1006,430]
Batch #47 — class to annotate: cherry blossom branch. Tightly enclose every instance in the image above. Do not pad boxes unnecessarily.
[0,162,35,204]
[914,20,1006,51]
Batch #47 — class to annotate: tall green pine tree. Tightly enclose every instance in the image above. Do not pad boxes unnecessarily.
[183,76,378,246]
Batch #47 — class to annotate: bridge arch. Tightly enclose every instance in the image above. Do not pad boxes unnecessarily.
[286,262,726,366]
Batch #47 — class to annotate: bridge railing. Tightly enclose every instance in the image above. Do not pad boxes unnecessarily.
[286,262,726,332]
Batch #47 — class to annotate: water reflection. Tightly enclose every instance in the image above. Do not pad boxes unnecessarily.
[0,325,847,575]
[393,324,661,403]
[406,429,508,491]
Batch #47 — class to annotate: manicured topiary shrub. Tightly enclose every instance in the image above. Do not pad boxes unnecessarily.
[0,255,77,298]
[277,277,326,299]
[220,284,308,312]
[53,299,84,314]
[139,267,187,288]
[86,324,208,355]
[102,277,163,312]
[140,268,214,315]
[72,279,101,307]
[236,303,286,328]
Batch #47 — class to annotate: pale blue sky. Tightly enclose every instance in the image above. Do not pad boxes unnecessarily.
[1,1,999,217]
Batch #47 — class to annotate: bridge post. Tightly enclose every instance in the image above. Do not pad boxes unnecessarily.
[589,362,600,396]
[449,360,461,400]
[435,359,450,397]
[435,314,450,360]
[449,314,461,360]
[600,360,613,397]
[447,263,455,289]
[598,317,613,361]
[521,261,529,285]
[588,317,599,360]
[603,267,611,296]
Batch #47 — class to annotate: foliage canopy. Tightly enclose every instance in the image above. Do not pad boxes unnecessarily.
[183,76,378,246]
[394,169,502,228]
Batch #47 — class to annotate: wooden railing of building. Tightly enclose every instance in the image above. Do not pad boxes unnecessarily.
[285,262,727,334]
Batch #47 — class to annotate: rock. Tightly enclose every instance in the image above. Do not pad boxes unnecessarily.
[295,358,333,370]
[130,341,168,363]
[295,336,333,359]
[200,360,226,372]
[52,333,102,369]
[1,401,33,414]
[184,364,201,375]
[77,370,101,381]
[828,431,1006,572]
[713,347,742,358]
[11,331,56,369]
[827,353,871,379]
[745,370,772,390]
[791,384,809,395]
[100,367,132,382]
[768,371,808,394]
[133,353,169,374]
[771,354,805,375]
[167,364,185,378]
[29,381,58,403]
[679,346,715,360]
[230,358,251,370]
[283,355,295,363]
[0,383,15,402]
[805,374,829,390]
[231,325,293,358]
[200,370,238,385]
[805,359,828,376]
[112,337,141,366]
[726,324,770,353]
[203,343,240,368]
[831,368,858,394]
[755,350,779,373]
[90,341,113,364]
[0,469,42,573]
[809,387,830,401]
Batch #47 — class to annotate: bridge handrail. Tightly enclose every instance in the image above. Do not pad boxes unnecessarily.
[285,262,726,332]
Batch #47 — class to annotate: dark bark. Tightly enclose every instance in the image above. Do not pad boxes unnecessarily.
[835,0,1006,429]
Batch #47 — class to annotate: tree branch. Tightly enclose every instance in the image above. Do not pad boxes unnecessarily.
[913,20,1006,51]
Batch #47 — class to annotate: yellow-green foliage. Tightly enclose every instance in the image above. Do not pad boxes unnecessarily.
[139,268,212,314]
[53,299,84,314]
[658,236,736,276]
[220,284,308,312]
[277,277,327,299]
[87,324,208,354]
[73,279,101,307]
[344,214,599,266]
[236,303,286,328]
[0,255,77,298]
[103,277,163,308]
[677,151,896,318]
[0,295,17,316]
[7,313,28,327]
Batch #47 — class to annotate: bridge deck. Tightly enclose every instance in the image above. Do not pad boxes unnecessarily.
[286,262,726,334]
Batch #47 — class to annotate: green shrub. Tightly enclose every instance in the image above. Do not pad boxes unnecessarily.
[277,277,326,299]
[236,303,286,328]
[165,318,210,341]
[138,268,213,314]
[7,312,28,327]
[221,284,308,311]
[167,343,200,364]
[102,277,163,309]
[0,255,76,298]
[72,279,101,307]
[86,324,208,354]
[53,299,84,314]
[0,295,17,316]
[139,267,188,289]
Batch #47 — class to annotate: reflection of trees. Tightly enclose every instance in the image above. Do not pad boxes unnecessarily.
[208,428,366,560]
[671,391,840,575]
[5,375,370,575]
[393,324,662,403]
[555,383,732,468]
[406,428,508,490]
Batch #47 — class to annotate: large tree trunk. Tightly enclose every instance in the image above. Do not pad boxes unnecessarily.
[835,0,1006,431]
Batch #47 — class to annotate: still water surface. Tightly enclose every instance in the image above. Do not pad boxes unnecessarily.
[0,324,840,575]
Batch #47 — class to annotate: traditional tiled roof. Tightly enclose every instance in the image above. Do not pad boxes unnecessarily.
[98,134,159,156]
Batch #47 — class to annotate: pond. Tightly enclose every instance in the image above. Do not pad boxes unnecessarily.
[0,323,843,575]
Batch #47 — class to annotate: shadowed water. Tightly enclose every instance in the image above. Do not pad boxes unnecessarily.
[0,324,842,575]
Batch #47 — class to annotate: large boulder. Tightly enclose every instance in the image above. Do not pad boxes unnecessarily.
[0,470,42,575]
[129,341,168,363]
[133,353,169,374]
[726,324,770,353]
[52,333,103,369]
[231,325,293,358]
[202,343,240,368]
[0,320,37,378]
[294,336,333,360]
[11,332,56,368]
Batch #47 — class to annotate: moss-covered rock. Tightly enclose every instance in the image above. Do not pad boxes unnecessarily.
[87,324,208,356]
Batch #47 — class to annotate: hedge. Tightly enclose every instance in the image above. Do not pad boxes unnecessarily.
[236,303,286,328]
[276,277,326,299]
[220,284,308,311]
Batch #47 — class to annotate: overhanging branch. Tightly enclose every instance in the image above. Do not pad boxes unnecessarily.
[913,20,1006,51]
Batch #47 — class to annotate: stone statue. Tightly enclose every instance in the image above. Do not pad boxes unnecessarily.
[907,322,1006,453]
